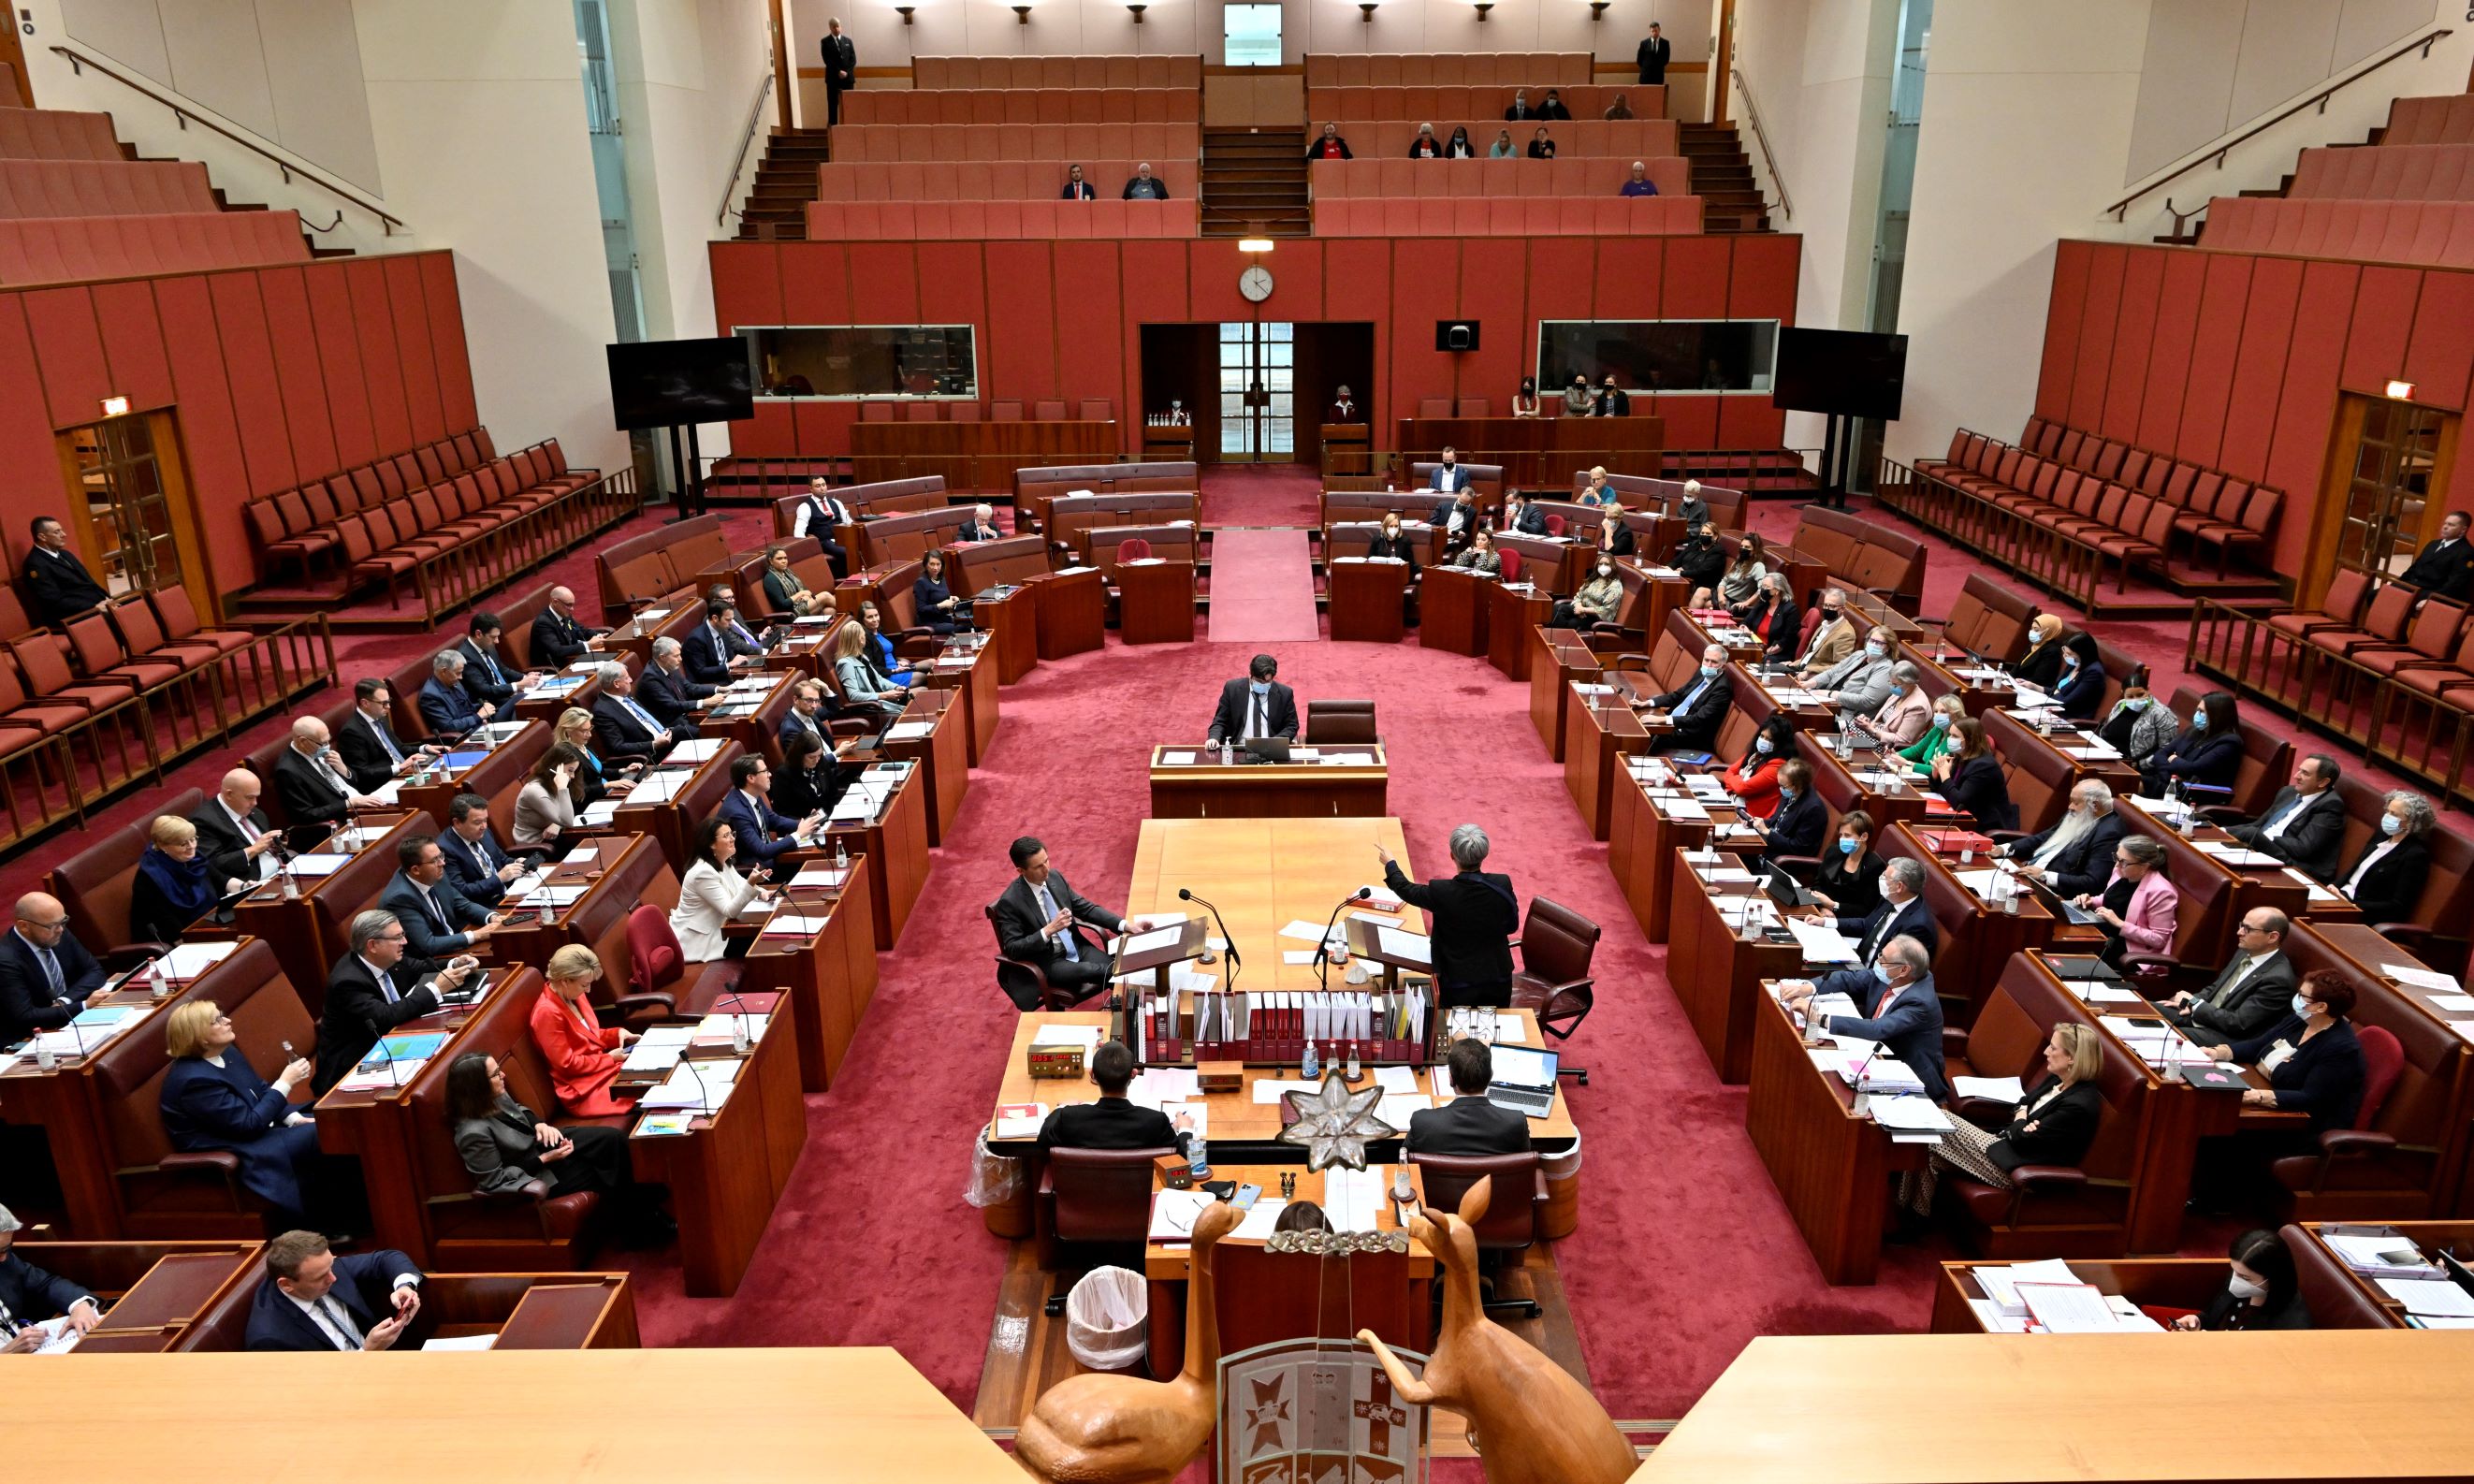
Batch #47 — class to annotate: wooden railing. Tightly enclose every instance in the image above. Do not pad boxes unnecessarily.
[401,465,644,627]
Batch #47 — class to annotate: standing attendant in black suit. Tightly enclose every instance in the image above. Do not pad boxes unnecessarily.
[1377,824,1520,1008]
[528,587,604,669]
[991,837,1153,1007]
[2398,510,2474,602]
[1206,653,1299,746]
[243,1230,423,1352]
[0,892,105,1046]
[18,516,108,625]
[192,769,284,891]
[1648,643,1733,754]
[820,17,856,128]
[1406,1039,1532,1155]
[313,909,476,1093]
[2225,755,2347,881]
[1637,22,1671,85]
[0,1203,102,1348]
[335,678,440,793]
[1037,1040,1190,1153]
[2334,791,2434,925]
[271,717,377,829]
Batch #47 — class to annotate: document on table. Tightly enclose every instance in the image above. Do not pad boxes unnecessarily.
[1122,924,1186,957]
[1231,1199,1289,1241]
[2385,964,2464,994]
[1324,1168,1384,1233]
[1278,920,1332,944]
[580,801,621,825]
[1976,1258,2082,1316]
[1967,1300,2031,1334]
[2017,1282,2125,1334]
[1493,1013,1527,1044]
[1375,926,1431,965]
[1251,1079,1321,1104]
[1349,910,1399,925]
[886,721,934,741]
[2379,1276,2474,1317]
[628,770,690,804]
[665,737,725,764]
[1373,1065,1422,1097]
[1866,1095,1953,1135]
[1657,797,1711,822]
[285,852,352,877]
[159,941,238,981]
[1030,1026,1104,1055]
[1785,918,1858,965]
[1162,750,1199,765]
[1951,1075,2026,1104]
[787,864,852,890]
[422,1333,498,1352]
[1149,1188,1215,1241]
[2321,1233,2438,1276]
[2429,994,2474,1014]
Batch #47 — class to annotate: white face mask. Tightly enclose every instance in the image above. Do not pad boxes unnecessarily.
[2226,1273,2268,1301]
[1597,564,1613,578]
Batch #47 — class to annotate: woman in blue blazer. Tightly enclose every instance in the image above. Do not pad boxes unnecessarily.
[2140,691,2243,797]
[2049,633,2107,721]
[157,998,324,1229]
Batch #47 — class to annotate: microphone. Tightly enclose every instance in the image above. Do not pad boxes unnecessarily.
[1177,887,1242,990]
[1313,886,1375,993]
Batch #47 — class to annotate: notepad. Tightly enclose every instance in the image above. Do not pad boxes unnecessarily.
[666,737,725,764]
[1375,926,1431,965]
[1148,1188,1215,1241]
[1122,924,1186,956]
[2385,963,2463,994]
[284,852,352,876]
[1161,750,1199,765]
[422,1333,498,1351]
[2378,1276,2474,1317]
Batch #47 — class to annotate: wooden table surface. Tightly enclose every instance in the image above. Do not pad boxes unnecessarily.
[1146,744,1389,821]
[1124,816,1417,990]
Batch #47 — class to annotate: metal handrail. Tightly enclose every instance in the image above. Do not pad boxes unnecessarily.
[50,44,405,234]
[718,65,778,225]
[1727,66,1792,223]
[2106,25,2452,221]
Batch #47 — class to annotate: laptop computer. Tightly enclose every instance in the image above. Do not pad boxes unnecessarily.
[1243,737,1293,764]
[2020,872,2104,926]
[1762,865,1817,909]
[1485,1045,1560,1118]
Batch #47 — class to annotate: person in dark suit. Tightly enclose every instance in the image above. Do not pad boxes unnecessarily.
[416,651,493,736]
[638,637,711,732]
[1206,654,1299,746]
[1504,89,1536,122]
[440,794,523,905]
[1306,122,1353,159]
[958,502,1004,542]
[683,604,761,687]
[2165,909,2298,1048]
[130,816,230,945]
[1427,448,1475,497]
[1535,88,1572,121]
[1376,824,1519,1008]
[1366,512,1420,576]
[2139,691,2243,798]
[444,1053,670,1244]
[1122,163,1170,199]
[1593,506,1637,559]
[1328,386,1360,422]
[243,1229,423,1352]
[193,768,284,891]
[1648,643,1733,754]
[1036,1040,1190,1153]
[993,836,1147,1006]
[2335,790,2434,925]
[2193,971,2370,1213]
[779,677,836,748]
[820,17,856,128]
[381,835,503,961]
[913,549,971,635]
[2176,1229,2312,1331]
[156,999,324,1229]
[1498,492,1547,536]
[1899,1023,2104,1226]
[1811,808,1888,920]
[335,678,438,793]
[717,755,822,868]
[2049,633,2107,721]
[456,612,537,711]
[2398,510,2474,601]
[1748,760,1826,866]
[1637,22,1671,84]
[590,662,678,763]
[1834,857,1939,968]
[1593,374,1628,416]
[1060,164,1097,200]
[528,587,604,669]
[1406,1038,1533,1156]
[0,1202,102,1348]
[791,478,854,579]
[1930,717,2019,831]
[772,729,843,821]
[1430,485,1481,553]
[1525,127,1557,159]
[18,516,108,625]
[1731,573,1799,662]
[2226,755,2347,881]
[2005,780,2128,898]
[0,892,105,1046]
[272,717,377,829]
[1777,935,1947,1101]
[313,909,475,1093]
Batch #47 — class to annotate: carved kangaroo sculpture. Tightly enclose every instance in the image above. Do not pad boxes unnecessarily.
[1015,1198,1239,1483]
[1359,1175,1634,1484]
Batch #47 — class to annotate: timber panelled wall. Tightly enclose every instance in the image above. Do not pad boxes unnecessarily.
[708,234,1804,459]
[2034,238,2474,582]
[0,251,477,597]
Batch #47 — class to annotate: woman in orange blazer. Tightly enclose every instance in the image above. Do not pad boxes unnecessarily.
[1720,715,1795,821]
[527,943,636,1117]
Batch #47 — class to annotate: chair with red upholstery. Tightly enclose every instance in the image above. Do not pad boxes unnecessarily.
[49,786,206,954]
[2268,1024,2419,1221]
[1498,548,1521,584]
[1114,537,1153,564]
[985,900,1099,1011]
[1405,1152,1549,1317]
[1508,898,1597,1079]
[1543,513,1565,536]
[620,903,736,1030]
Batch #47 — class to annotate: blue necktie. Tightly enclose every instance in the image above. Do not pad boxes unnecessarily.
[625,698,661,736]
[1679,676,1710,713]
[374,721,403,765]
[474,647,501,685]
[2263,793,2305,836]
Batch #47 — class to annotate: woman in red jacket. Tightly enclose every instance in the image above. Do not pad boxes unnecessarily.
[1720,715,1797,821]
[527,943,636,1117]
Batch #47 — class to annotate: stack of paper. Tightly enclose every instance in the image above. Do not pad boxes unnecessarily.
[788,864,851,890]
[1161,749,1199,765]
[157,941,236,982]
[1785,918,1857,965]
[639,1059,739,1112]
[1232,1199,1289,1241]
[694,1011,768,1044]
[759,911,833,938]
[1324,1168,1384,1233]
[621,1026,695,1072]
[2386,963,2464,995]
[665,737,726,764]
[579,801,621,825]
[1951,1075,2026,1103]
[2378,1276,2474,1319]
[992,1102,1048,1140]
[1127,1067,1201,1107]
[2321,1232,2440,1278]
[1250,1079,1321,1104]
[1976,1258,2084,1316]
[1148,1188,1215,1242]
[1867,1095,1953,1139]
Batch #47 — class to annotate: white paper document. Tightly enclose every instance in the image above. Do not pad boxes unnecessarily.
[2385,964,2463,994]
[422,1333,498,1351]
[1250,1079,1321,1104]
[1121,924,1186,957]
[1162,750,1198,765]
[1281,951,1320,965]
[665,738,725,764]
[1148,1188,1215,1241]
[1277,920,1332,944]
[1951,1075,2025,1104]
[2379,1276,2474,1317]
[1785,918,1858,965]
[1375,926,1432,965]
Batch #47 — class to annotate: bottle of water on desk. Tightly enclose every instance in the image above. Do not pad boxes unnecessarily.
[1302,1038,1319,1081]
[279,864,298,901]
[1187,1128,1211,1182]
[833,837,849,872]
[1346,1040,1361,1082]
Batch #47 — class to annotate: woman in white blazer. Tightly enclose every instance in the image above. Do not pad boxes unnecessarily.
[670,815,774,961]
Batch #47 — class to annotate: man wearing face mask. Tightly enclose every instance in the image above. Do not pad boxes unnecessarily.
[2004,780,2126,897]
[1499,490,1546,536]
[1206,654,1299,748]
[1430,482,1481,556]
[1550,555,1625,630]
[1646,643,1732,754]
[1791,587,1857,674]
[1426,447,1472,497]
[272,716,381,830]
[1775,935,1947,1101]
[1831,856,1938,968]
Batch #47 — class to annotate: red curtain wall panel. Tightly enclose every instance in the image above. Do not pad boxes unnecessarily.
[1725,232,1797,318]
[1653,392,1719,449]
[2134,250,2207,453]
[303,265,376,471]
[791,400,852,456]
[90,280,173,414]
[2175,253,2253,472]
[1455,239,1531,410]
[2067,243,2126,432]
[2219,255,2305,482]
[2034,240,2090,426]
[259,268,341,482]
[778,243,851,325]
[983,241,1059,401]
[847,243,923,322]
[916,241,989,332]
[711,238,785,326]
[383,255,443,445]
[2401,269,2474,412]
[1716,392,1784,449]
[1186,240,1258,326]
[346,257,411,455]
[419,254,476,431]
[207,270,298,497]
[1049,241,1122,406]
[1662,236,1733,319]
[733,399,792,457]
[1268,238,1328,323]
[2099,247,2165,444]
[1591,238,1660,321]
[2262,258,2360,576]
[2340,265,2421,393]
[23,286,109,433]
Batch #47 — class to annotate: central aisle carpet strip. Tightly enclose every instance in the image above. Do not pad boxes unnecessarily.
[1204,527,1322,643]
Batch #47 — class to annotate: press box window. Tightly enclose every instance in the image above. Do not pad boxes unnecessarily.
[1536,320,1780,395]
[742,326,979,400]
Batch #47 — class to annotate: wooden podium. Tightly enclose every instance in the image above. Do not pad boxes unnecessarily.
[1419,565,1491,656]
[1327,557,1408,643]
[1033,567,1107,658]
[1117,558,1196,644]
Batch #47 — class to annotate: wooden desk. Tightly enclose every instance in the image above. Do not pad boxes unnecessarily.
[1487,583,1556,679]
[1929,1255,2245,1333]
[915,633,1001,766]
[601,596,705,670]
[1120,817,1422,993]
[1744,982,1927,1285]
[1670,851,1806,1083]
[881,688,969,846]
[1419,564,1490,656]
[512,672,604,724]
[1604,756,1766,943]
[394,722,551,826]
[490,835,677,987]
[1885,822,2063,1021]
[1146,744,1389,820]
[1392,415,1665,488]
[1327,557,1409,643]
[851,417,1118,492]
[1527,625,1598,761]
[735,863,879,1091]
[1564,680,1653,841]
[626,990,806,1297]
[231,813,427,1016]
[609,744,742,875]
[822,762,930,950]
[416,1272,641,1350]
[949,534,1049,683]
[12,1240,262,1351]
[695,670,802,764]
[973,585,1039,682]
[2298,1220,2474,1326]
[1030,567,1105,659]
[1115,558,1196,644]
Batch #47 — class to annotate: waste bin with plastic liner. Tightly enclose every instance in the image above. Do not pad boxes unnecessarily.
[966,1132,1032,1238]
[1064,1265,1149,1374]
[1541,1128,1582,1240]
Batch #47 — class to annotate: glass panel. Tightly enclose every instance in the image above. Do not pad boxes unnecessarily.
[741,326,981,399]
[61,414,172,597]
[1535,319,1782,393]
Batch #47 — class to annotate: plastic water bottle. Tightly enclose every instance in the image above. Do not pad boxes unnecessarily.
[147,959,169,998]
[1302,1039,1319,1081]
[1346,1040,1361,1082]
[279,865,298,901]
[833,837,849,873]
[1187,1129,1211,1182]
[537,895,555,925]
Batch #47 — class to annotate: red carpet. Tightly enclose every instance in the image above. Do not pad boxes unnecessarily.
[1201,463,1324,529]
[1204,528,1321,643]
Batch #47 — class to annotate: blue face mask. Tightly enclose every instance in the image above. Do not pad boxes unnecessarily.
[1700,663,1721,678]
[2381,813,2403,836]
[1930,711,1950,730]
[1754,736,1773,755]
[2123,697,2148,711]
[1839,837,1859,855]
[1250,681,1270,696]
[1873,965,1896,986]
[1777,787,1797,804]
[2291,993,2315,1018]
[2064,654,2079,669]
[2191,712,2208,732]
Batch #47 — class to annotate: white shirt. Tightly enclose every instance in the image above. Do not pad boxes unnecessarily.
[284,1273,418,1351]
[2259,790,2315,840]
[2343,839,2396,896]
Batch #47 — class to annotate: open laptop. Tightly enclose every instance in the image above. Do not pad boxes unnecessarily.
[1762,865,1817,909]
[1242,737,1293,764]
[1485,1045,1560,1118]
[2018,872,2104,926]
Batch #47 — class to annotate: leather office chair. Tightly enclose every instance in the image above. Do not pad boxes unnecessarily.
[50,786,206,954]
[2269,1024,2411,1220]
[1498,548,1522,585]
[1542,513,1566,536]
[985,900,1100,1011]
[1508,897,1597,1083]
[1115,537,1153,563]
[1407,1151,1548,1318]
[621,904,737,1029]
[1038,1144,1174,1314]
[1304,698,1378,744]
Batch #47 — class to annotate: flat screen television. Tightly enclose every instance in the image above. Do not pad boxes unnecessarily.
[607,337,755,430]
[1770,327,1907,422]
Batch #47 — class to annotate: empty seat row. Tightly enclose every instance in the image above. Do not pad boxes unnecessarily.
[1312,155,1689,198]
[826,122,1201,164]
[1332,119,1679,160]
[2382,92,2474,148]
[0,586,259,758]
[0,158,216,219]
[913,54,1203,90]
[817,159,1189,202]
[1305,52,1594,88]
[807,197,1198,240]
[0,209,308,285]
[1313,195,1704,238]
[857,400,1113,423]
[0,107,125,162]
[840,87,1201,127]
[2202,195,2474,268]
[2291,142,2474,201]
[1306,84,1667,122]
[2264,570,2474,716]
[1916,422,2279,577]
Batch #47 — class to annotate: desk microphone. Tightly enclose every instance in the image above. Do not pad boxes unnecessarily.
[1313,887,1374,993]
[1176,888,1241,991]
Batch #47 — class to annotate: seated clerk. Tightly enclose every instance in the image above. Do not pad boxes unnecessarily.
[683,602,763,688]
[2074,835,2178,971]
[192,769,284,895]
[2175,1229,2312,1331]
[637,637,712,733]
[19,516,108,625]
[2226,754,2346,882]
[512,745,582,852]
[1406,1038,1532,1157]
[1037,1040,1188,1154]
[672,816,776,963]
[457,611,540,712]
[1719,714,1794,821]
[1443,528,1502,577]
[2164,909,2297,1049]
[2049,633,2106,721]
[1366,511,1421,578]
[1812,628,1898,715]
[273,716,381,829]
[380,834,504,962]
[1897,1024,2103,1231]
[1550,554,1624,630]
[336,679,441,793]
[912,550,971,636]
[1206,653,1299,747]
[2397,508,2474,601]
[1775,935,1948,1102]
[994,836,1149,1006]
[1747,759,1826,866]
[1122,163,1169,199]
[589,662,679,764]
[313,909,477,1094]
[528,586,604,669]
[2198,971,2366,1202]
[1431,486,1482,554]
[1730,573,1801,664]
[1329,386,1361,423]
[131,815,237,946]
[1376,825,1521,1009]
[1305,122,1353,160]
[716,754,823,869]
[0,893,105,1047]
[444,1052,671,1246]
[771,728,844,820]
[528,945,634,1117]
[2334,790,2434,926]
[416,650,494,737]
[1899,693,1968,778]
[1789,587,1856,675]
[439,793,524,906]
[2004,780,2127,898]
[1060,164,1096,200]
[1593,504,1636,558]
[833,621,908,720]
[243,1230,423,1353]
[857,600,915,688]
[2013,615,2069,691]
[157,999,326,1233]
[2138,691,2243,799]
[0,1202,103,1350]
[1498,491,1546,537]
[1648,643,1732,755]
[1808,808,1886,920]
[1929,716,2019,831]
[1834,856,1938,968]
[789,478,854,580]
[1850,662,1932,750]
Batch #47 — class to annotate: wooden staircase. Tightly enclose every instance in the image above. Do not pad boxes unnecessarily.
[1681,122,1771,234]
[1201,127,1309,238]
[735,127,832,241]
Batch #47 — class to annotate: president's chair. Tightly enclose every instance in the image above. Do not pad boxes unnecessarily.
[1508,897,1598,1083]
[1304,698,1379,744]
[1037,1144,1175,1315]
[1406,1151,1548,1319]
